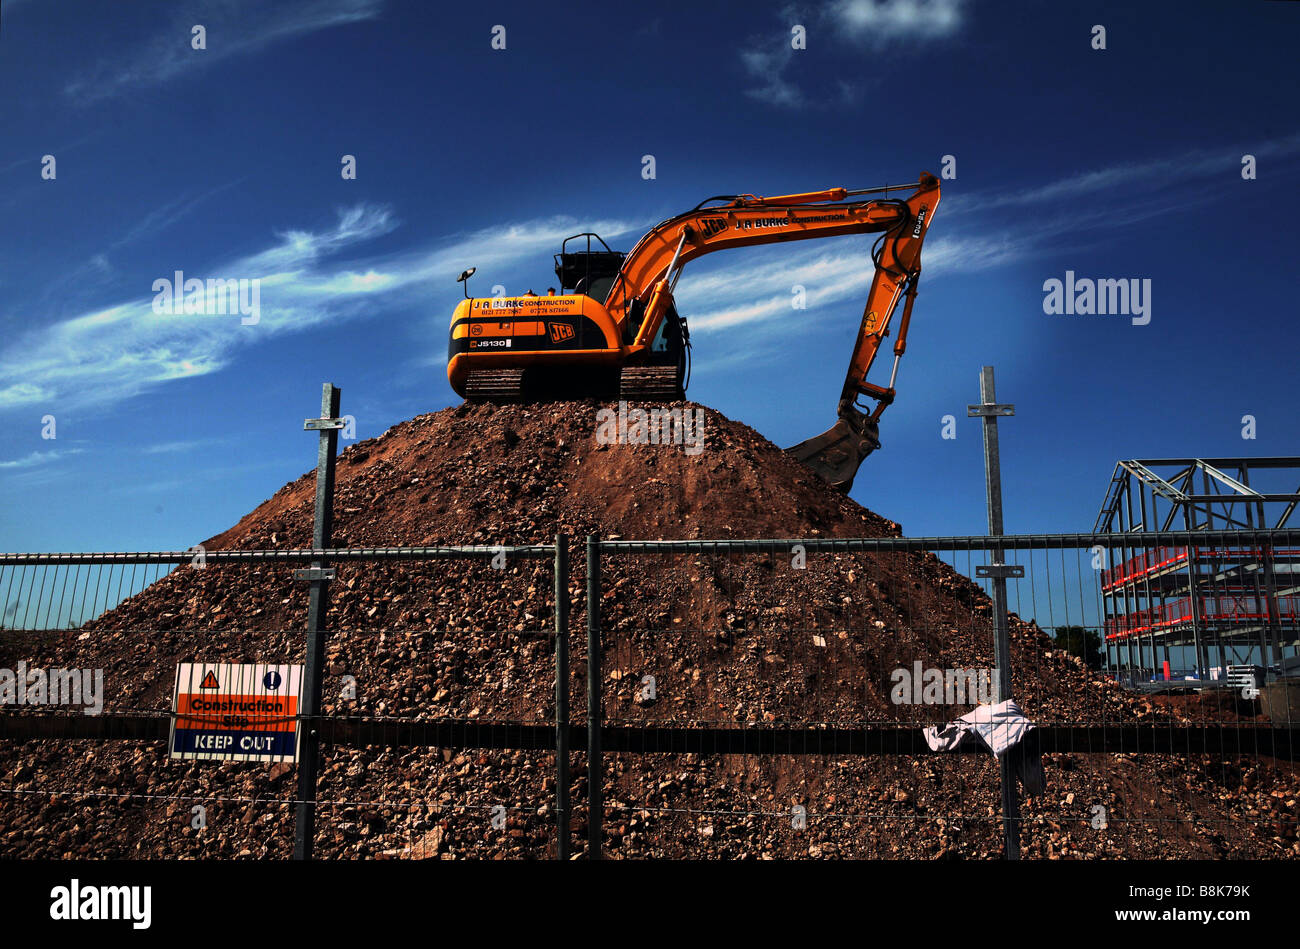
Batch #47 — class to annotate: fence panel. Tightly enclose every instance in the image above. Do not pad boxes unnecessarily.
[592,533,1300,859]
[2,531,1297,860]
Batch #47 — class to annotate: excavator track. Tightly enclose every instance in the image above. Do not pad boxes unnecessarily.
[464,368,525,402]
[619,366,683,402]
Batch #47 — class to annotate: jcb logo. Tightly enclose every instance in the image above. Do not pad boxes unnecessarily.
[549,322,575,343]
[699,217,726,238]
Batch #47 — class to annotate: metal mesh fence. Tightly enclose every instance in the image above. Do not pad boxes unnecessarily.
[0,561,178,631]
[0,532,1297,860]
[590,534,1299,859]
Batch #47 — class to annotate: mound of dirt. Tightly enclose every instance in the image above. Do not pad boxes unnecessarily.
[1,400,1295,859]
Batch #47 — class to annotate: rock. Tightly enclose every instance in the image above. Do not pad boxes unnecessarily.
[0,400,1281,861]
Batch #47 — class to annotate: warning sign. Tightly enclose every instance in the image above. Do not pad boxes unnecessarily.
[169,663,303,763]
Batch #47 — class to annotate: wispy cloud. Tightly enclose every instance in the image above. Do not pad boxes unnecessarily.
[679,228,1016,335]
[113,183,240,250]
[0,448,83,470]
[0,206,639,413]
[741,43,807,108]
[141,438,223,455]
[678,135,1297,336]
[947,132,1300,216]
[53,182,243,296]
[65,0,384,103]
[6,132,1288,417]
[0,154,38,176]
[741,0,967,107]
[0,204,396,411]
[827,0,968,47]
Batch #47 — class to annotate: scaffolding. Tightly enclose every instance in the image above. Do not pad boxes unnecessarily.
[1093,457,1300,684]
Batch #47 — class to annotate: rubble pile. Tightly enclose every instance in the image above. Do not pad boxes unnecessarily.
[1,401,1295,859]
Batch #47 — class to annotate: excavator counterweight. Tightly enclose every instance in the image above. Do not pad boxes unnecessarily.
[447,172,941,492]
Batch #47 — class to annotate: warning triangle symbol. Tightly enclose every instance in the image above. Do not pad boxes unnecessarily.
[199,670,220,689]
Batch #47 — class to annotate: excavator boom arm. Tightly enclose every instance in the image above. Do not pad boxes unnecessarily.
[609,172,941,491]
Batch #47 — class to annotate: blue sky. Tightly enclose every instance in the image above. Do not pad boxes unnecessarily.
[1,0,1298,553]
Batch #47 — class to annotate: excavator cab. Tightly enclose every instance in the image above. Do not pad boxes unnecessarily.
[554,233,625,305]
[555,232,690,398]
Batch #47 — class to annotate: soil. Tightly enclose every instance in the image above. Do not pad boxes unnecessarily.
[1,400,1295,859]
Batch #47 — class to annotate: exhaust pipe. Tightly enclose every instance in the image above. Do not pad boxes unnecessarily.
[786,402,880,493]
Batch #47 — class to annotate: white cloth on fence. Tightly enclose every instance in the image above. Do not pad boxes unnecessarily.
[923,699,1035,757]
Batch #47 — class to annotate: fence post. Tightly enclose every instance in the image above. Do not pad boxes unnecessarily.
[968,365,1020,861]
[585,533,602,859]
[294,383,342,861]
[554,533,570,860]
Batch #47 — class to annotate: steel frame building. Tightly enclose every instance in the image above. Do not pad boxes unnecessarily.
[1094,458,1300,682]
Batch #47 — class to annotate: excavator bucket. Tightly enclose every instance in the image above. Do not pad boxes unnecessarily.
[786,406,880,493]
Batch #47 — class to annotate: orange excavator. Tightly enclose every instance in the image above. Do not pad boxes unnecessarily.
[447,172,941,491]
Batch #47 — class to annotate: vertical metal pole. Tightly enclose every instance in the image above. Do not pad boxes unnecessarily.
[294,383,340,861]
[585,534,602,859]
[554,534,570,860]
[971,366,1019,861]
[1243,465,1284,669]
[1130,480,1144,680]
[1182,502,1204,679]
[1260,544,1283,669]
[1205,467,1222,678]
[1240,467,1264,669]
